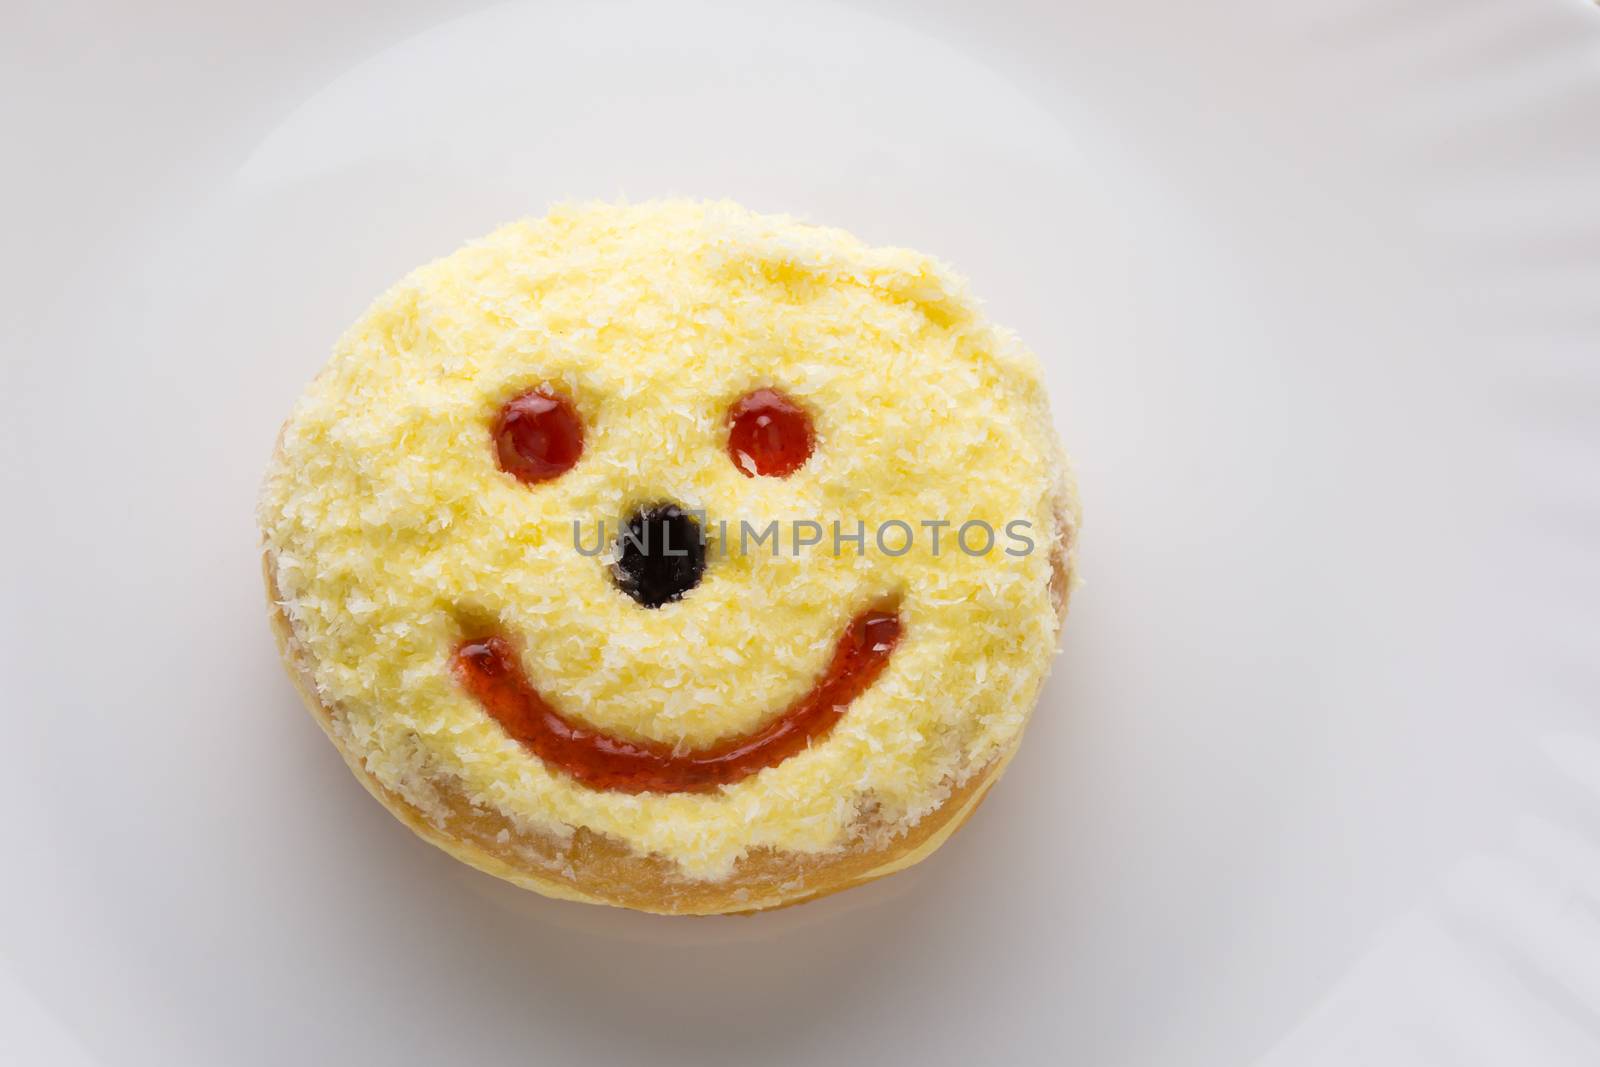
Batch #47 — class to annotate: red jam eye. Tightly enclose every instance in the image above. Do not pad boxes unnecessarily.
[494,387,584,485]
[727,388,814,478]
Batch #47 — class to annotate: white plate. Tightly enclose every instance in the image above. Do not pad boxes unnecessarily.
[4,2,1598,1064]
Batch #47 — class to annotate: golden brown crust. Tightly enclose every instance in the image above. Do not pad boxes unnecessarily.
[263,490,1075,915]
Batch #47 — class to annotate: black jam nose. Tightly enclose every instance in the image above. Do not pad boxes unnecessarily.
[610,503,707,608]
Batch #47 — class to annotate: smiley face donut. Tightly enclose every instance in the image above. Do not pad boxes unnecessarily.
[260,201,1080,914]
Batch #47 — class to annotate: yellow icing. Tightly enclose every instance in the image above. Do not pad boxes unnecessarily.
[260,201,1072,879]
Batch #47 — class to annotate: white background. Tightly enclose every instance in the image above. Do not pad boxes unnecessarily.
[3,2,1598,1064]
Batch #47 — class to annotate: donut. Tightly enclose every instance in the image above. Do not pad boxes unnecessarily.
[260,201,1079,914]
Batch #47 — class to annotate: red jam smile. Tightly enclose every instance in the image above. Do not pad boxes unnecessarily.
[494,387,584,484]
[453,608,901,794]
[727,388,814,477]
